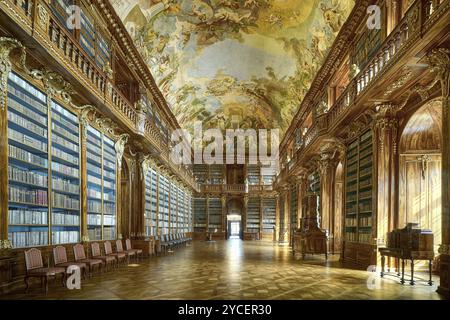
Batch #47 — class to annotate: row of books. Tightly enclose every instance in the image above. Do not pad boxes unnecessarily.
[359,201,372,212]
[8,95,47,125]
[51,112,78,135]
[346,203,357,213]
[88,200,102,213]
[103,227,116,240]
[9,186,47,205]
[87,163,102,175]
[345,218,357,227]
[8,209,48,225]
[9,145,48,168]
[105,202,116,214]
[9,128,47,152]
[51,101,78,122]
[52,134,79,153]
[88,228,102,240]
[9,231,49,247]
[52,161,79,178]
[359,166,372,177]
[52,177,79,194]
[345,232,358,242]
[52,192,80,210]
[88,152,102,165]
[8,81,47,113]
[358,233,373,243]
[359,216,372,227]
[103,159,116,170]
[52,212,80,226]
[87,214,102,226]
[359,190,372,199]
[8,165,48,186]
[87,143,101,156]
[52,231,79,244]
[52,146,79,165]
[103,215,116,226]
[88,175,102,186]
[51,122,78,143]
[103,170,115,180]
[8,111,47,137]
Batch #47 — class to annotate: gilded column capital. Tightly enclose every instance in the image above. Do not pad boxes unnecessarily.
[373,104,399,153]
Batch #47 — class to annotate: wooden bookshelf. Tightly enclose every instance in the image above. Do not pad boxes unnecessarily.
[290,184,298,232]
[262,198,276,237]
[208,198,222,232]
[158,175,169,235]
[193,197,207,234]
[246,197,260,234]
[246,165,260,185]
[169,183,177,232]
[86,125,117,241]
[6,72,83,248]
[343,129,376,267]
[209,165,224,185]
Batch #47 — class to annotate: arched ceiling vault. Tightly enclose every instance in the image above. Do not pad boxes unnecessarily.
[111,0,355,136]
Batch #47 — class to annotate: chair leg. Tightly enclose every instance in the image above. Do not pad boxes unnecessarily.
[25,276,30,293]
[44,276,49,294]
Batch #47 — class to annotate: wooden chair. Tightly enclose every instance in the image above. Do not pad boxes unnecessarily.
[90,242,116,271]
[125,239,143,261]
[73,244,103,276]
[116,240,135,263]
[53,246,88,279]
[24,248,66,294]
[104,241,126,266]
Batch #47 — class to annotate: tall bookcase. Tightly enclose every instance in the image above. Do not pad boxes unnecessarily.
[343,129,375,266]
[247,165,260,185]
[169,183,178,232]
[262,198,276,234]
[290,185,298,231]
[50,101,80,244]
[6,72,81,248]
[193,164,208,184]
[246,197,260,233]
[193,197,207,232]
[158,174,169,235]
[208,198,222,232]
[86,126,117,241]
[144,169,152,236]
[209,165,223,184]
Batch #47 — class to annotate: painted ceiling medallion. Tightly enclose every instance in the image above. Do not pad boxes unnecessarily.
[112,0,354,135]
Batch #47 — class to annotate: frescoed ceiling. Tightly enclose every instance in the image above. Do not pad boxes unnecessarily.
[111,0,354,135]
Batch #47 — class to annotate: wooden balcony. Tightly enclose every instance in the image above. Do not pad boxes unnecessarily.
[0,0,199,190]
[200,183,272,194]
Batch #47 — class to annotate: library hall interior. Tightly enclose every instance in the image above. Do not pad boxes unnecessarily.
[0,0,449,302]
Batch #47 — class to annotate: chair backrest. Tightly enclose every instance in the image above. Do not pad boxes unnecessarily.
[25,248,44,271]
[163,234,168,242]
[73,243,86,261]
[125,239,132,251]
[116,240,124,253]
[53,246,68,264]
[104,241,113,255]
[91,242,101,257]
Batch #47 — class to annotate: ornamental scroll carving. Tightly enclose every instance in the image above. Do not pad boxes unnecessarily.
[0,37,26,111]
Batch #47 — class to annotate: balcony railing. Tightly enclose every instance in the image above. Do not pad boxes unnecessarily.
[200,183,272,193]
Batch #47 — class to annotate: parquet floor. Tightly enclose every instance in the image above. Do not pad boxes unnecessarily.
[0,240,443,300]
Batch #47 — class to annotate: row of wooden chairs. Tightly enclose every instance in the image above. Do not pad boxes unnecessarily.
[24,239,143,293]
[155,233,192,255]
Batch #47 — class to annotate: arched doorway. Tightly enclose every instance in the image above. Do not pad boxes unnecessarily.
[226,198,243,239]
[333,162,344,254]
[399,100,442,255]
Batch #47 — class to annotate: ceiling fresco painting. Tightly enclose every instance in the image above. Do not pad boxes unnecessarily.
[111,0,355,135]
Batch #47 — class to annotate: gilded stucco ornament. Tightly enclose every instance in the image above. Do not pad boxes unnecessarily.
[0,239,13,250]
[0,37,26,111]
[115,134,130,169]
[438,244,450,255]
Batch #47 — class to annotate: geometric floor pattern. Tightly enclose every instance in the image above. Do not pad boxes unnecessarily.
[0,240,443,300]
